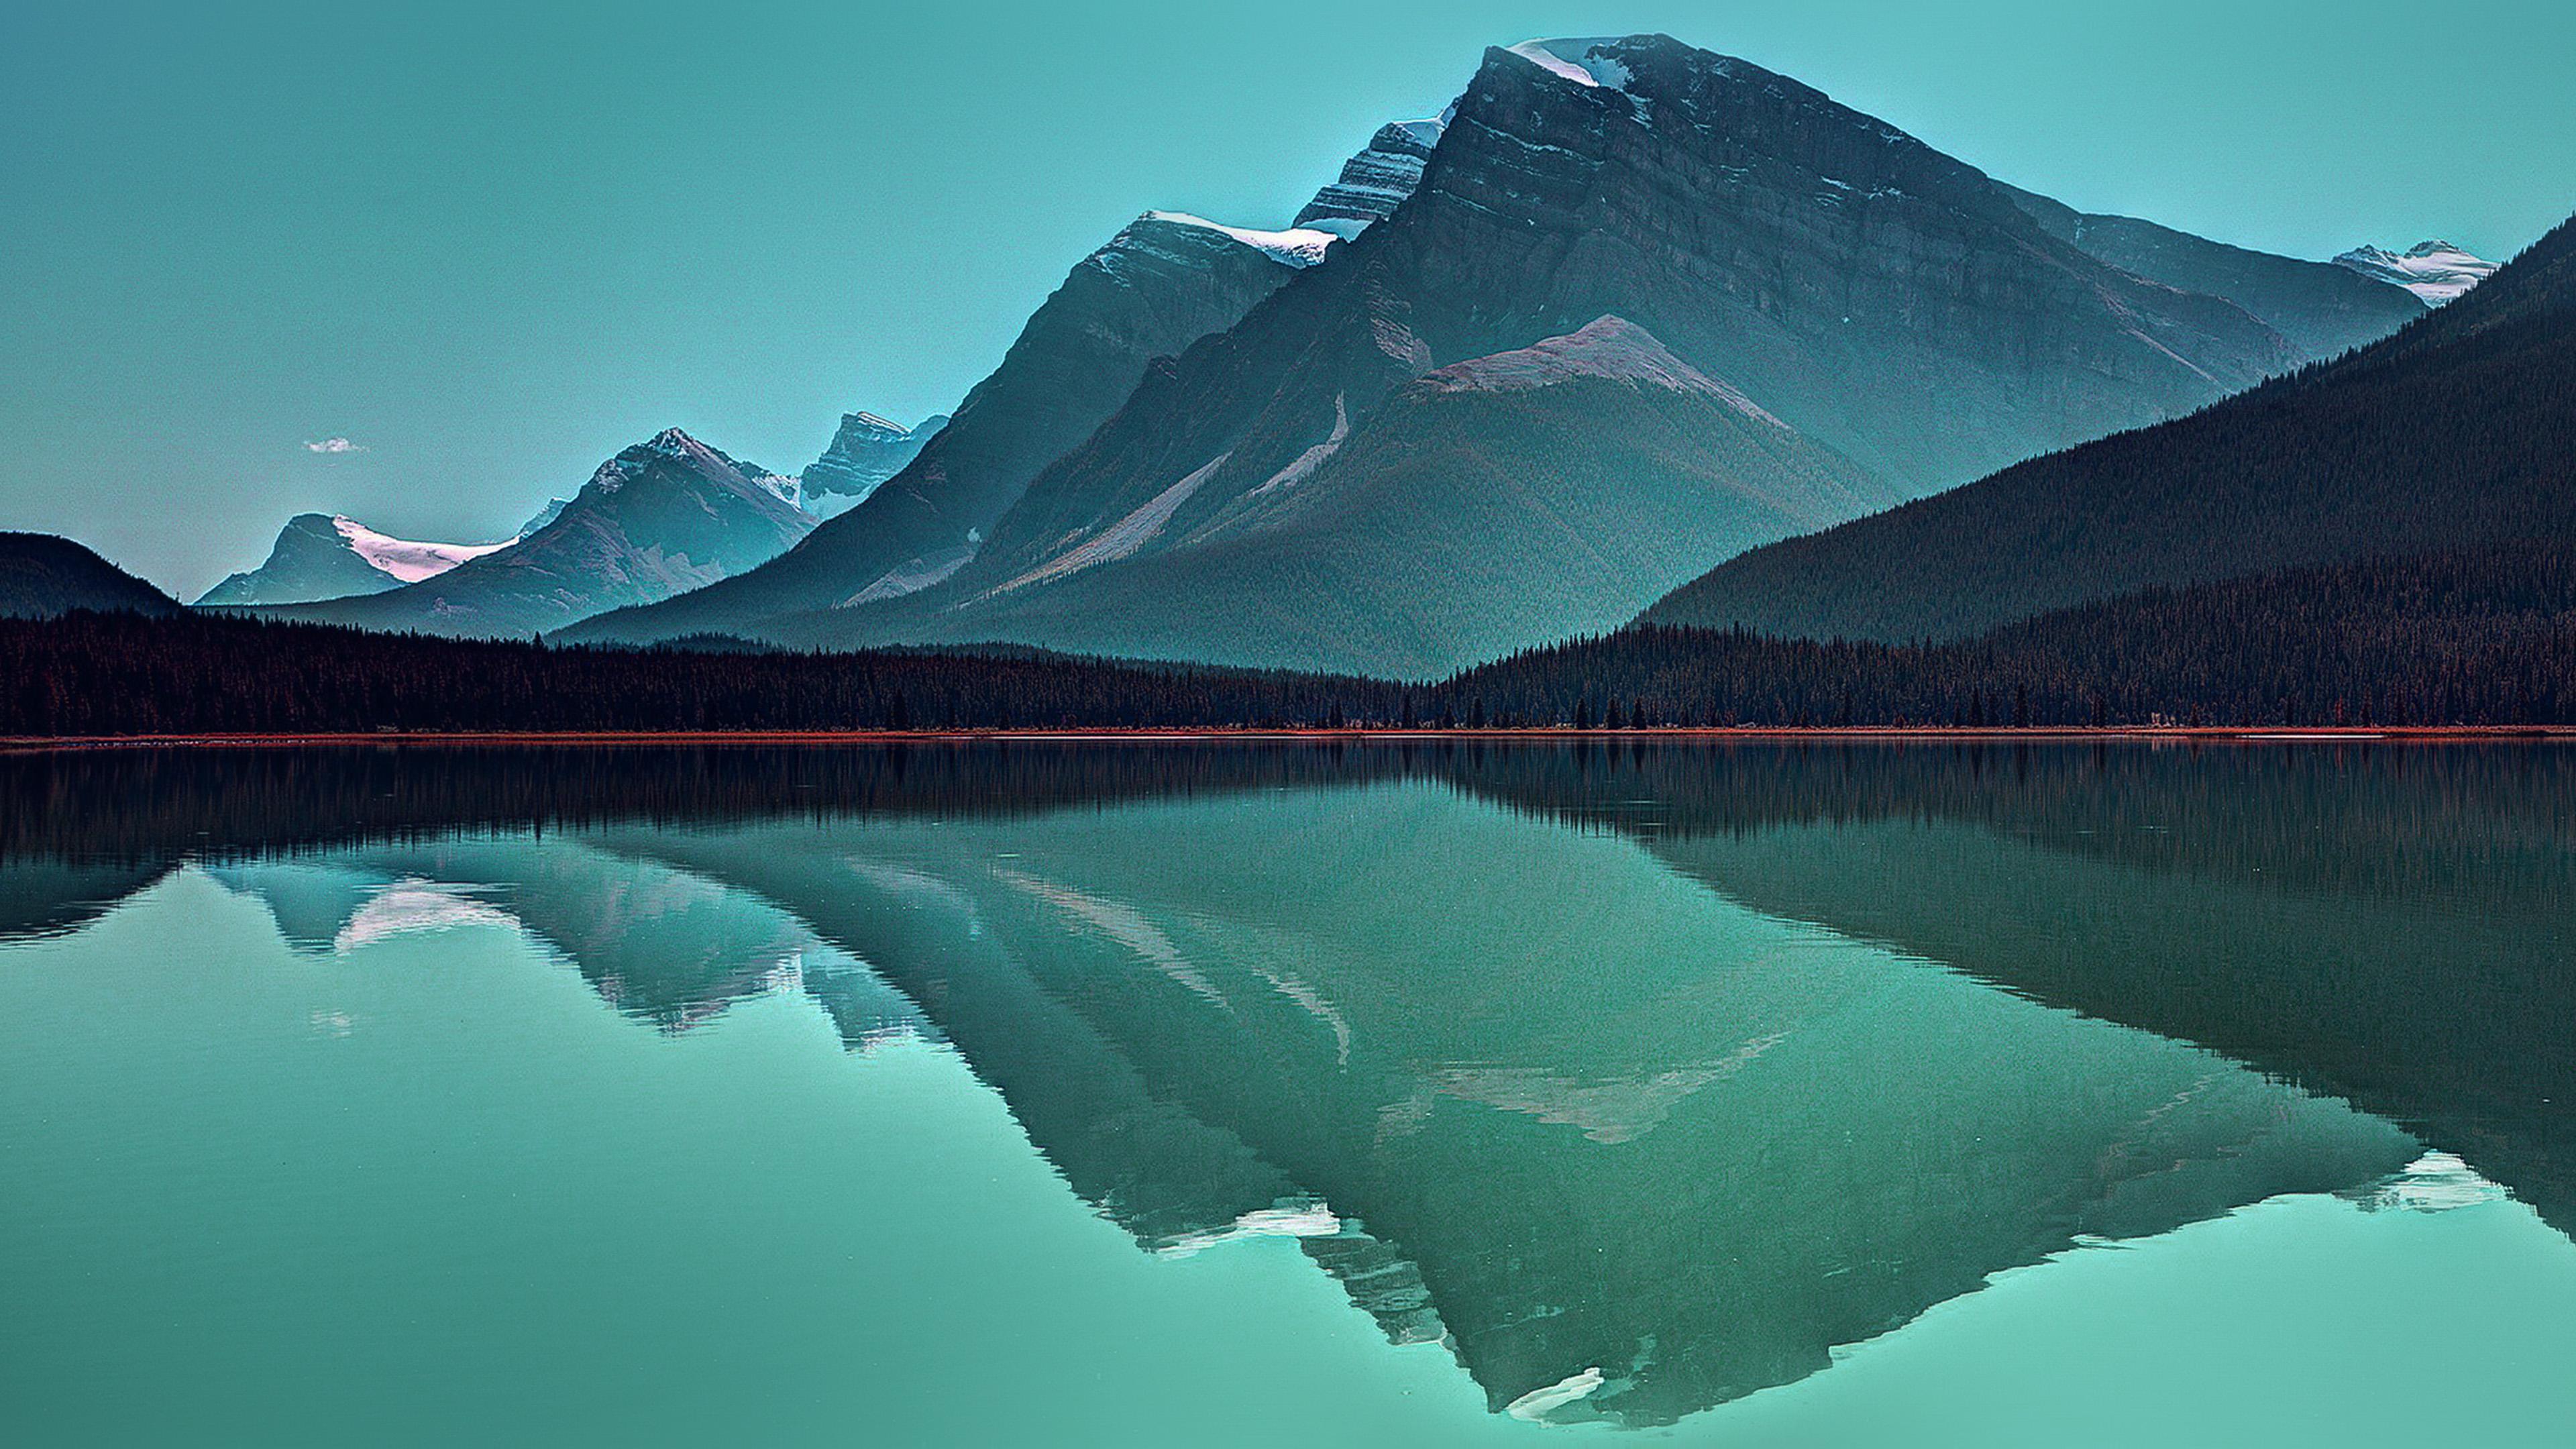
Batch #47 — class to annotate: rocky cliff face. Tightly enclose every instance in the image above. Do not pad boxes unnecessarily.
[259,429,814,638]
[798,412,949,518]
[1294,117,1446,234]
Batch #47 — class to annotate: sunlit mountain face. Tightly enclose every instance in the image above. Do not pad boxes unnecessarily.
[4,742,2571,1438]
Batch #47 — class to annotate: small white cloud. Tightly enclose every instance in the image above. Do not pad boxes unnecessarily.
[305,437,366,454]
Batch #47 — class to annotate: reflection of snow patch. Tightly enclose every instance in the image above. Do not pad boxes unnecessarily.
[996,869,1229,1008]
[2357,1151,2507,1213]
[1156,1202,1343,1258]
[1506,1366,1605,1421]
[333,880,519,951]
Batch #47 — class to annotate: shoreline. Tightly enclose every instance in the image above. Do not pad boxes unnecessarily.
[6,725,2572,751]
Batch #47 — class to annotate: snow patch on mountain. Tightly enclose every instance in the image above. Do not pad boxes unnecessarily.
[1424,317,1786,425]
[2333,240,2498,305]
[1144,212,1340,268]
[329,518,515,583]
[1507,37,1640,91]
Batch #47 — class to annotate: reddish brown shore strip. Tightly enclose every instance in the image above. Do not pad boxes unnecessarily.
[5,727,2572,752]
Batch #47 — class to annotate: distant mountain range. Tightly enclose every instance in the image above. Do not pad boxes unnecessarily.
[565,34,2486,673]
[1641,213,2573,643]
[241,429,815,638]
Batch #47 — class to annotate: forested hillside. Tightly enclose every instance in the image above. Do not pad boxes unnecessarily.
[1643,214,2576,641]
[11,540,2576,734]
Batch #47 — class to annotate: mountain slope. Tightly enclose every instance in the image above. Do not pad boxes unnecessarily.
[2000,184,2430,357]
[253,430,814,638]
[0,533,184,619]
[1642,213,2576,642]
[769,318,1897,674]
[196,514,518,606]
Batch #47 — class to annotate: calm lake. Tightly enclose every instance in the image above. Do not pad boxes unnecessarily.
[4,741,2573,1445]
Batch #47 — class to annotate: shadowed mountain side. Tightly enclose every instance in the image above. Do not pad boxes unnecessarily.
[1999,183,2430,358]
[752,319,1898,676]
[1643,213,2576,642]
[0,533,185,620]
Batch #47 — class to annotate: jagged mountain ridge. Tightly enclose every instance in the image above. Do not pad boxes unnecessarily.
[248,429,815,638]
[1640,212,2576,641]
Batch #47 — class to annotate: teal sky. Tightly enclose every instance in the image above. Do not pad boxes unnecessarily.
[5,1,2571,596]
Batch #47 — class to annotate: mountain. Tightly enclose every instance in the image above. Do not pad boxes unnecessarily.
[576,34,2347,670]
[0,533,184,619]
[249,429,815,638]
[2334,240,2500,305]
[561,201,1365,645]
[1641,213,2576,642]
[195,515,518,607]
[798,411,949,519]
[1293,117,1447,235]
[2000,184,2429,357]
[770,317,1898,675]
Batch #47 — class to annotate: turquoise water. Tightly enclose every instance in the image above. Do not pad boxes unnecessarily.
[3,743,2573,1444]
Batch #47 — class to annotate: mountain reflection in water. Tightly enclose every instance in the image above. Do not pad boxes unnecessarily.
[4,741,2567,1427]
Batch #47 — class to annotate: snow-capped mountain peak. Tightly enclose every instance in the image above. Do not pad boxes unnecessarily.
[2332,239,2499,306]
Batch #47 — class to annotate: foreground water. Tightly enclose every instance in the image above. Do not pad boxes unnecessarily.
[3,742,2573,1445]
